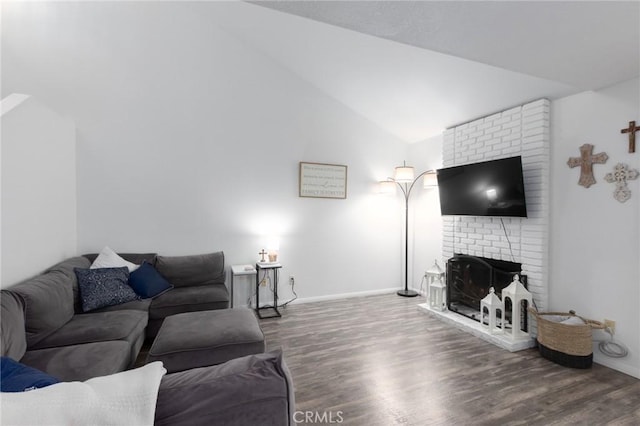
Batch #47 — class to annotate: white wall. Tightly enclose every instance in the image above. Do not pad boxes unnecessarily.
[1,2,416,302]
[1,95,77,288]
[550,77,639,378]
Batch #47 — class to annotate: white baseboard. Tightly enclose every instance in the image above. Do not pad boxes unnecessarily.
[239,287,413,308]
[287,287,401,305]
[593,354,640,379]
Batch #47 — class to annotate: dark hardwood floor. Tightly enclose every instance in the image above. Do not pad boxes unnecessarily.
[260,294,640,425]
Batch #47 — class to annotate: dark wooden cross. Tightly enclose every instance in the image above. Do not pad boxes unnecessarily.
[258,249,267,263]
[620,120,638,153]
[567,143,608,188]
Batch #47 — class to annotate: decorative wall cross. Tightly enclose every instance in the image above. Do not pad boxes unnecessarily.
[567,144,609,188]
[620,121,639,153]
[604,163,639,203]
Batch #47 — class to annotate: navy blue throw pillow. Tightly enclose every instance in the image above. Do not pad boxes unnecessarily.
[74,267,140,312]
[128,261,173,299]
[1,356,59,392]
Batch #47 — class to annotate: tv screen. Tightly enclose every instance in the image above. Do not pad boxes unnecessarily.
[437,156,527,217]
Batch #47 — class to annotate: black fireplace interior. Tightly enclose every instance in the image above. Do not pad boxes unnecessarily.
[446,254,528,331]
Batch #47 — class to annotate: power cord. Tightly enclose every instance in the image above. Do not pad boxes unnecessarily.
[500,218,516,263]
[596,327,629,358]
[259,270,271,289]
[248,271,272,308]
[280,276,298,308]
[249,271,300,309]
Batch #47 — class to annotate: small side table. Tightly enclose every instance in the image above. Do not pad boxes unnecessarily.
[255,262,282,319]
[230,265,257,308]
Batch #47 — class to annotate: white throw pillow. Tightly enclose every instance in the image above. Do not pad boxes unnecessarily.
[560,316,587,326]
[0,362,167,426]
[543,315,571,323]
[91,246,139,272]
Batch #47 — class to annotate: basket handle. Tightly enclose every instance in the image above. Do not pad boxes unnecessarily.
[585,319,605,330]
[528,307,605,330]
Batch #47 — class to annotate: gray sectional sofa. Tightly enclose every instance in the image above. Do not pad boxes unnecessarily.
[0,251,294,425]
[81,251,229,338]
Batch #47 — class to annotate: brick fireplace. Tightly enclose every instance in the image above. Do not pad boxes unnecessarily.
[419,99,550,350]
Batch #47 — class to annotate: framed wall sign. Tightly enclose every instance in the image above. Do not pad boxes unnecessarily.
[299,162,347,199]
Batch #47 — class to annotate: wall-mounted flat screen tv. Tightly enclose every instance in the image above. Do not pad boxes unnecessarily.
[436,156,527,217]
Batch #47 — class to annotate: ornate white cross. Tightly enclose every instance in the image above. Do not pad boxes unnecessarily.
[604,163,639,203]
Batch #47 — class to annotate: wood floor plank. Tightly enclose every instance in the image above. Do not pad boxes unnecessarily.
[260,293,640,425]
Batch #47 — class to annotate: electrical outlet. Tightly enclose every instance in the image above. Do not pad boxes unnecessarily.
[604,319,616,334]
[289,276,295,286]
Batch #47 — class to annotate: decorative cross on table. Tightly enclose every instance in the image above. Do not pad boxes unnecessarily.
[620,121,639,153]
[567,144,609,188]
[258,249,267,263]
[604,163,639,203]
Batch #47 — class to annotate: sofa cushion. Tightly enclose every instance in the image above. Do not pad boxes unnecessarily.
[147,308,265,373]
[155,351,294,426]
[74,267,139,312]
[1,290,27,359]
[10,270,75,348]
[30,310,148,369]
[128,261,173,299]
[1,356,59,392]
[90,246,140,272]
[29,310,148,350]
[91,298,152,313]
[155,252,225,288]
[45,257,91,314]
[149,284,229,320]
[20,341,132,382]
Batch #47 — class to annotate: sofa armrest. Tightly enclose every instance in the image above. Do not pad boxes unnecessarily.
[154,350,294,426]
[155,252,225,288]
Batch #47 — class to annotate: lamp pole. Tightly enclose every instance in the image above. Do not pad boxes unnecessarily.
[394,170,433,297]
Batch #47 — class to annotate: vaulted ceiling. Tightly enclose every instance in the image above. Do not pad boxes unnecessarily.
[234,1,639,142]
[253,1,639,92]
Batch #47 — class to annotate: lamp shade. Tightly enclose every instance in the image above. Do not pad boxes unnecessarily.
[423,171,438,188]
[266,239,280,253]
[379,180,396,194]
[394,165,415,183]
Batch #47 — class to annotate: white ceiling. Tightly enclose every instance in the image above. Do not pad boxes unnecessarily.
[252,1,640,91]
[230,1,639,142]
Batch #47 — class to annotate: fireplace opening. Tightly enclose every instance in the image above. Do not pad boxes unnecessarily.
[446,254,528,331]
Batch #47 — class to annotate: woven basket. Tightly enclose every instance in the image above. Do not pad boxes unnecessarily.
[528,308,604,368]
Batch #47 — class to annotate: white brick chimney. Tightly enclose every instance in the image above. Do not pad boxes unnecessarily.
[442,99,550,311]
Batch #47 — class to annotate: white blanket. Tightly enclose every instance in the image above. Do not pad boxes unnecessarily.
[1,362,166,426]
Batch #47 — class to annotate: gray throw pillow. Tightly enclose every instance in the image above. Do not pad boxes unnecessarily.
[155,252,225,288]
[74,267,139,312]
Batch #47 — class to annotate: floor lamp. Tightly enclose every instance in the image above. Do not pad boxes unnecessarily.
[380,162,437,297]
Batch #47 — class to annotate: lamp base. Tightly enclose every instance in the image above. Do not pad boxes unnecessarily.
[397,289,419,297]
